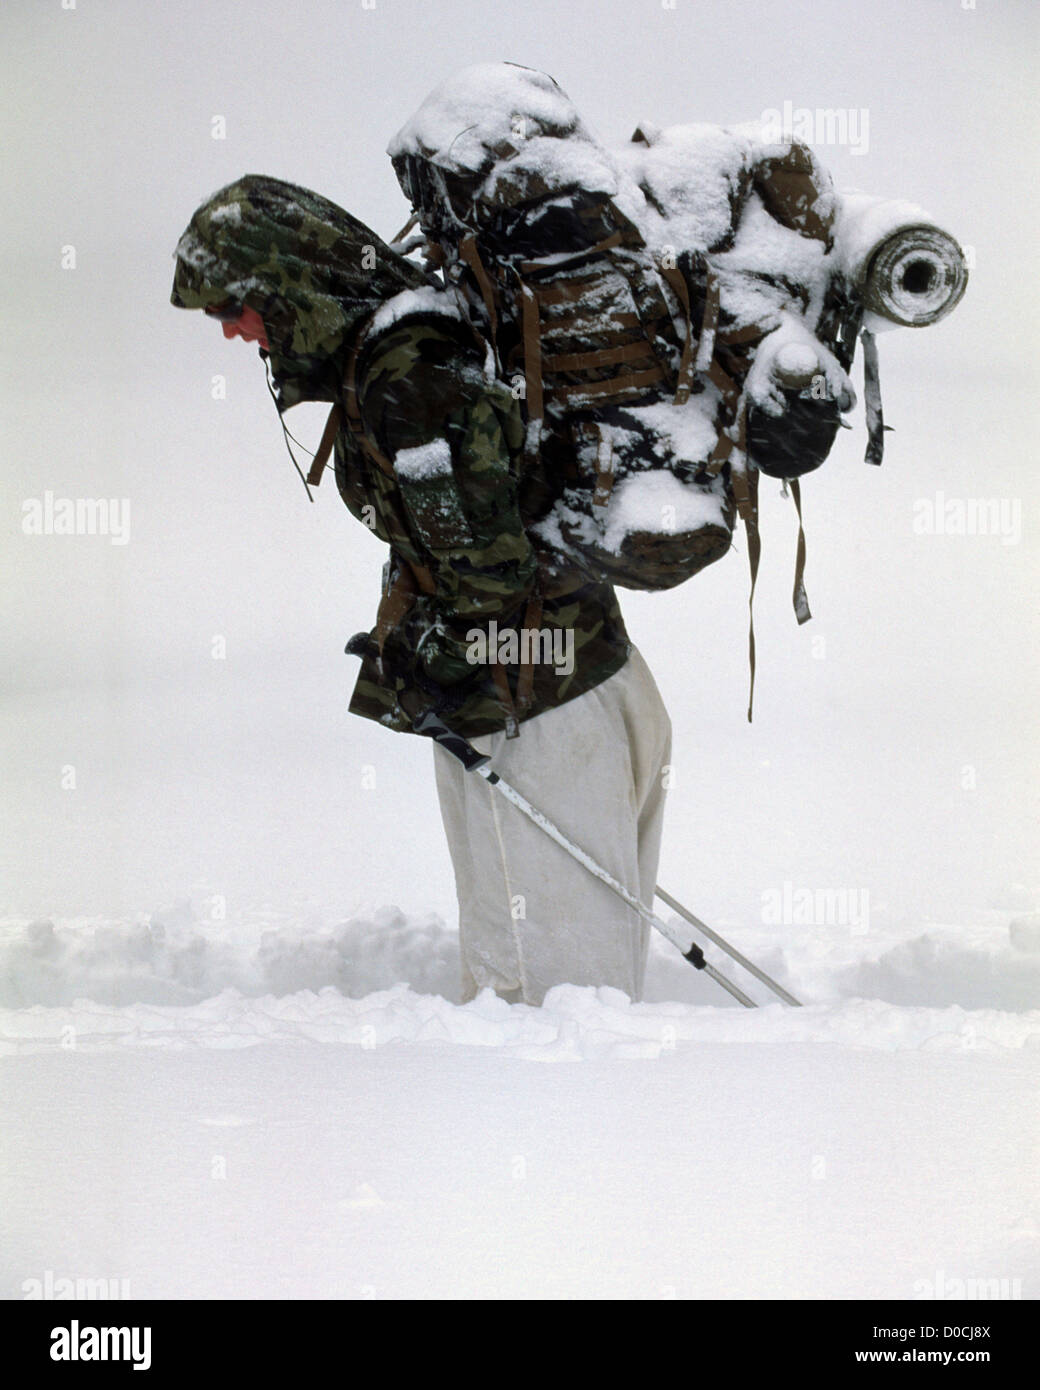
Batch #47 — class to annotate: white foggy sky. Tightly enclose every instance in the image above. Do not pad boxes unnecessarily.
[1,0,1037,929]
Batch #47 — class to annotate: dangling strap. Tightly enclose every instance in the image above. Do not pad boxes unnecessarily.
[860,329,890,465]
[491,663,520,739]
[654,262,813,720]
[305,402,345,487]
[374,558,419,670]
[489,584,546,739]
[742,468,762,724]
[591,427,615,510]
[515,589,544,717]
[375,552,438,653]
[721,404,761,723]
[468,569,547,741]
[789,479,812,625]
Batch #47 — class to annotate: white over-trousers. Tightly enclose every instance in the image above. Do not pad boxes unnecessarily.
[432,647,672,1006]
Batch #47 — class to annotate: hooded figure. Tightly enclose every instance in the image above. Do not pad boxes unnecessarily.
[170,173,671,1007]
[171,174,426,410]
[170,173,630,735]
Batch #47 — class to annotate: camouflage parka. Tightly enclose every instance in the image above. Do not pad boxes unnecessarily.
[171,175,630,738]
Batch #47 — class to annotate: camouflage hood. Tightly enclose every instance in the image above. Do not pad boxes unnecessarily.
[170,174,427,408]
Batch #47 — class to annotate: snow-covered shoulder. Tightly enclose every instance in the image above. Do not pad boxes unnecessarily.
[367,284,461,337]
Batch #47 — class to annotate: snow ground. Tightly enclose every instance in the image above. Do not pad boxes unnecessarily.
[2,906,1037,1300]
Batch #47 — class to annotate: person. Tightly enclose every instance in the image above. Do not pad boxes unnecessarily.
[171,174,671,1006]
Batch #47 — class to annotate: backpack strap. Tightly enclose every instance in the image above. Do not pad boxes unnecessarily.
[342,322,397,479]
[710,400,763,722]
[509,242,678,430]
[723,404,814,721]
[457,235,500,363]
[374,555,421,672]
[516,231,625,276]
[657,262,699,404]
[298,319,400,488]
[304,401,345,487]
[518,278,544,439]
[542,340,659,374]
[694,269,722,374]
[515,588,544,716]
[489,581,547,738]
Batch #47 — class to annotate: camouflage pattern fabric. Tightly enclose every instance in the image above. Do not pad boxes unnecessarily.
[340,314,631,736]
[171,174,630,739]
[171,174,426,409]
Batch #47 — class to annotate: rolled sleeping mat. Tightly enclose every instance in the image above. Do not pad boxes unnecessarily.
[836,193,968,328]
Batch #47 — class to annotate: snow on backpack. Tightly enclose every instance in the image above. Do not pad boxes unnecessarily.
[387,63,969,712]
[388,63,740,594]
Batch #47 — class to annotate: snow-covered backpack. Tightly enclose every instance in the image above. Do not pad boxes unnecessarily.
[387,63,968,715]
[388,63,740,592]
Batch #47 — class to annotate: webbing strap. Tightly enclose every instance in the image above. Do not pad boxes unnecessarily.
[860,329,887,465]
[343,327,396,479]
[789,478,812,625]
[530,278,600,307]
[546,311,643,333]
[707,357,742,412]
[706,432,734,476]
[550,365,668,402]
[458,236,500,359]
[375,560,419,666]
[515,590,544,715]
[518,231,623,276]
[739,458,761,724]
[744,504,762,724]
[411,559,436,595]
[706,388,747,481]
[305,402,345,487]
[716,404,760,722]
[591,428,615,510]
[694,269,721,375]
[717,321,767,347]
[490,584,546,735]
[389,212,419,247]
[518,278,544,428]
[542,339,655,374]
[657,263,697,404]
[491,661,520,739]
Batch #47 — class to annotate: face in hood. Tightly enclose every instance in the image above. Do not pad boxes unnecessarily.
[171,174,427,409]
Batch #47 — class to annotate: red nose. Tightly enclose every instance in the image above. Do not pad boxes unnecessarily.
[219,306,269,350]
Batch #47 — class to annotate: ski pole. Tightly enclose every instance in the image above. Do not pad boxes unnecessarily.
[413,710,757,1008]
[654,886,802,1006]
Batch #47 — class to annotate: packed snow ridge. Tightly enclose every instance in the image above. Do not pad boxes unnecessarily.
[1,905,1037,1060]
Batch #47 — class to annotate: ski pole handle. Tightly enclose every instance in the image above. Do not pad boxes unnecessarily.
[412,709,492,772]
